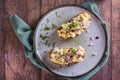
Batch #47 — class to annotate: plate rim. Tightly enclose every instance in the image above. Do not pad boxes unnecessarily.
[33,4,109,78]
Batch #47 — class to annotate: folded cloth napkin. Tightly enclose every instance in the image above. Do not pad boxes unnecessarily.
[9,0,110,80]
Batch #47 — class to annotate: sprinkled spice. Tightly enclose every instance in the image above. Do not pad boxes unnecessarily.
[40,34,49,40]
[95,36,99,39]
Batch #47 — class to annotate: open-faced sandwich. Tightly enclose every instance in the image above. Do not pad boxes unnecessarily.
[48,46,86,66]
[57,12,91,39]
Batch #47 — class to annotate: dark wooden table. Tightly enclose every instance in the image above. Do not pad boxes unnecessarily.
[0,0,119,80]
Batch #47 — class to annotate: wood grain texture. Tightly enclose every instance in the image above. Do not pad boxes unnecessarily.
[28,0,41,28]
[112,0,120,80]
[0,0,119,80]
[41,0,54,15]
[0,0,5,80]
[5,0,41,80]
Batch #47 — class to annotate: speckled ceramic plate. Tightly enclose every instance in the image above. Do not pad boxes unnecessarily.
[33,5,106,77]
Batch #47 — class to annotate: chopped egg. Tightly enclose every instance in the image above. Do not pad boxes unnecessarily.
[49,46,86,66]
[57,12,91,39]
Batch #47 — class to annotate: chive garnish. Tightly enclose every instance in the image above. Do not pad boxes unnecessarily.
[40,34,49,40]
[51,23,57,30]
[44,25,50,31]
[69,22,79,28]
[44,26,50,30]
[71,49,75,57]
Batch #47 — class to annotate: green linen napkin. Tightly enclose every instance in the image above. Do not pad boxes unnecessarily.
[9,0,109,80]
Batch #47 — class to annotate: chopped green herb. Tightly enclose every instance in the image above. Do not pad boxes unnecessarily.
[44,26,50,30]
[40,34,49,40]
[51,23,57,30]
[44,40,51,47]
[69,22,79,28]
[71,49,75,57]
[52,42,56,48]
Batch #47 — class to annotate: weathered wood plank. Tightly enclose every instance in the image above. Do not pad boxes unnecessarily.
[111,0,120,80]
[5,0,41,80]
[5,0,19,79]
[54,0,76,7]
[111,41,120,80]
[41,0,54,15]
[111,0,120,41]
[0,0,5,80]
[76,0,85,5]
[28,0,41,28]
